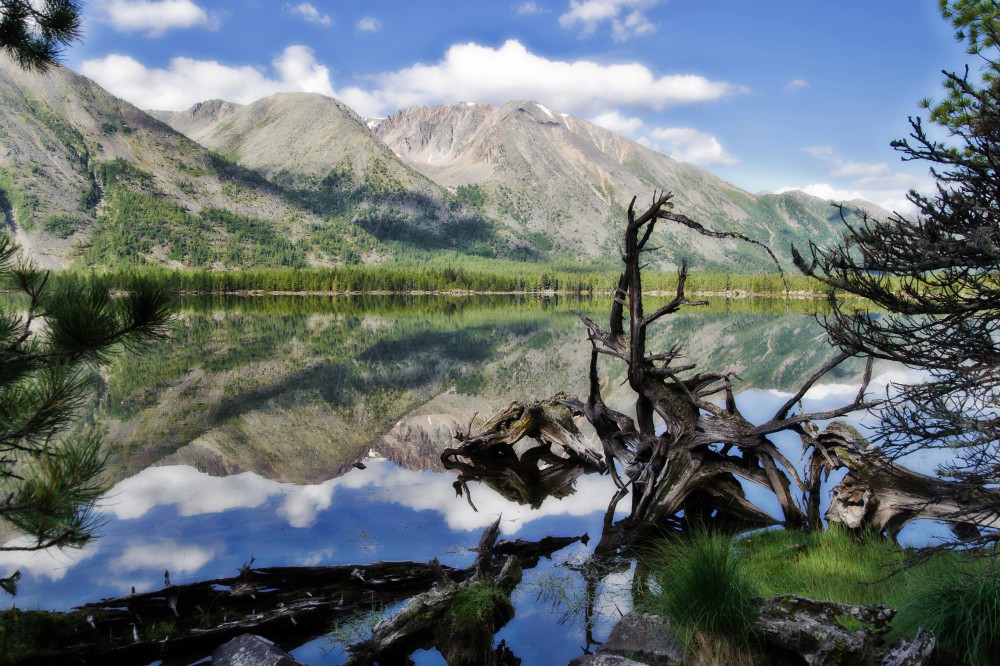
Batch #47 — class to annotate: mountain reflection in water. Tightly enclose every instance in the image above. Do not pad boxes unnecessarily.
[0,296,934,664]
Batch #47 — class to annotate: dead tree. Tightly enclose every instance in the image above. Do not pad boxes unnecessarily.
[446,192,1000,549]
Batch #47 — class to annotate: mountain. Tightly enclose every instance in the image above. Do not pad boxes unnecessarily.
[373,100,877,270]
[149,93,528,260]
[0,53,877,271]
[0,55,375,269]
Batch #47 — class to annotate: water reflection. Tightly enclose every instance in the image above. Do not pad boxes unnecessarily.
[0,296,911,663]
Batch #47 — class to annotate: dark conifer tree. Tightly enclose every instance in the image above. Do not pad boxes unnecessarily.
[0,236,173,552]
[0,0,82,71]
[794,0,1000,546]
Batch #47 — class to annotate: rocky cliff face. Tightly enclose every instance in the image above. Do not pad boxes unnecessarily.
[375,100,874,269]
[147,98,242,140]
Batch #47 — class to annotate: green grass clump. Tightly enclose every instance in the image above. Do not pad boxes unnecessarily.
[893,557,1000,666]
[737,526,909,607]
[444,580,514,630]
[640,530,760,653]
[0,608,88,663]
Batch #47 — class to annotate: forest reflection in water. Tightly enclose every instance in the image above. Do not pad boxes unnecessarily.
[0,294,917,664]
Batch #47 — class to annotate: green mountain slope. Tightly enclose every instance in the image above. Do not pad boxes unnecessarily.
[0,55,378,268]
[151,93,531,261]
[0,53,880,272]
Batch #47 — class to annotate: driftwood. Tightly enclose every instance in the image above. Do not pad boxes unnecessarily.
[452,192,1000,550]
[347,518,542,666]
[15,529,583,665]
[815,422,1000,539]
[442,394,606,510]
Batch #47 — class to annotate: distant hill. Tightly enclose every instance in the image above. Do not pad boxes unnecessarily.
[0,54,882,272]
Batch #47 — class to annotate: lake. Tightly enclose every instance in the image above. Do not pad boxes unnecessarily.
[0,295,932,664]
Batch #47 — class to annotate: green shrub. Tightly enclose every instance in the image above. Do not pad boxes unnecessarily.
[894,557,1000,666]
[738,525,908,607]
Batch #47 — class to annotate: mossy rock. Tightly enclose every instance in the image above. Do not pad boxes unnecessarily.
[434,581,515,666]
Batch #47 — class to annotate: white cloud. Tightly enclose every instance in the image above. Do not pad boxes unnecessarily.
[80,38,744,118]
[590,109,644,136]
[112,541,217,575]
[365,39,744,116]
[775,183,869,203]
[80,45,336,111]
[796,145,931,213]
[0,538,100,582]
[272,45,336,96]
[646,126,739,167]
[784,78,809,91]
[285,2,333,27]
[357,16,382,32]
[99,466,276,518]
[560,0,659,42]
[516,1,547,14]
[94,0,220,37]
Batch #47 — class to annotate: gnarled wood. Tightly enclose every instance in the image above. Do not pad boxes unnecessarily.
[817,422,1000,538]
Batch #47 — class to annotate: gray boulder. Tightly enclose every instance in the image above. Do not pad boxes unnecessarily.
[211,633,305,666]
[568,612,684,665]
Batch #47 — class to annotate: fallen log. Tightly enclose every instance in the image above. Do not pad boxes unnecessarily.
[817,422,1000,539]
[10,529,584,665]
[346,518,534,666]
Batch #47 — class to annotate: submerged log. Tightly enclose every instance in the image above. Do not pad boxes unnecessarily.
[346,518,539,666]
[445,393,606,473]
[18,529,583,665]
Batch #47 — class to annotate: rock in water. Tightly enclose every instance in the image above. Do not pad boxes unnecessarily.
[211,633,305,666]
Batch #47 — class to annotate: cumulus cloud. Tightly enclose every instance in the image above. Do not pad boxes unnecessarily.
[784,78,809,91]
[94,0,220,37]
[589,110,738,167]
[559,0,659,42]
[285,2,333,26]
[112,541,217,575]
[794,145,931,213]
[365,39,744,116]
[590,109,644,136]
[0,538,100,582]
[99,466,277,518]
[774,183,869,203]
[516,1,547,14]
[646,126,739,167]
[357,16,382,32]
[80,38,744,117]
[80,45,336,110]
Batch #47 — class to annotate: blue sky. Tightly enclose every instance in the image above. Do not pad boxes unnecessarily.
[62,1,973,212]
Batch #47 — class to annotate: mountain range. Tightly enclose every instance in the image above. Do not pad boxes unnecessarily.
[0,54,877,272]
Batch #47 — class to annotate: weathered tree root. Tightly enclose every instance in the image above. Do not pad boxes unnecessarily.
[448,192,1000,551]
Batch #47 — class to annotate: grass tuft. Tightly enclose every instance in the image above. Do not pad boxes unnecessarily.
[737,525,908,607]
[893,557,1000,666]
[639,529,760,652]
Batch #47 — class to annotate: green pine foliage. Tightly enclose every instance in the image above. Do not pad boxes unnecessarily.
[0,233,173,550]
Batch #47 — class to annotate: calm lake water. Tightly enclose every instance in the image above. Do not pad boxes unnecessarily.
[0,295,936,664]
